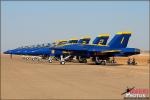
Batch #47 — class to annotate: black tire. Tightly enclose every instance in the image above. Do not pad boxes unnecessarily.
[95,61,101,65]
[83,59,87,63]
[60,61,65,65]
[101,61,106,65]
[79,58,87,63]
[132,62,137,65]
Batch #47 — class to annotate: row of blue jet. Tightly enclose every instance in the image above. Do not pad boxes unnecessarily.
[4,32,140,65]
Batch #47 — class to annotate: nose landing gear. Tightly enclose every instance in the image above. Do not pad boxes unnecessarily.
[60,61,65,65]
[60,55,66,65]
[48,56,53,63]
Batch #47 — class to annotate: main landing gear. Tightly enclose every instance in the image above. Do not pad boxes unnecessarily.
[48,55,72,64]
[127,58,137,65]
[78,56,87,63]
[95,57,107,65]
[107,57,117,64]
[59,55,72,65]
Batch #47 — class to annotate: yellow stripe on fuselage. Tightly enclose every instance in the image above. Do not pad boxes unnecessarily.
[102,50,121,53]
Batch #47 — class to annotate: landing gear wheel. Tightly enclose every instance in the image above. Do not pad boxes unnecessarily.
[101,60,106,65]
[127,61,131,65]
[95,57,101,65]
[78,57,87,63]
[132,62,137,65]
[95,62,101,65]
[95,60,106,65]
[79,59,87,63]
[60,61,65,65]
[32,58,35,61]
[48,56,53,63]
[26,57,29,60]
[83,59,87,63]
[110,59,116,64]
[49,59,52,63]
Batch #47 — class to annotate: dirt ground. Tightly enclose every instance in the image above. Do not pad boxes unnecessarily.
[1,53,149,99]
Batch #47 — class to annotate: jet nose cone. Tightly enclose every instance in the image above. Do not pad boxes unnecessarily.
[3,51,8,54]
[4,50,11,54]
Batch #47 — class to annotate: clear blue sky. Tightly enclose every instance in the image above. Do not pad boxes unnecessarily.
[1,1,149,51]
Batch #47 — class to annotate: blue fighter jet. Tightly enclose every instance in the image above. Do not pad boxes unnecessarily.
[50,34,110,63]
[53,32,140,65]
